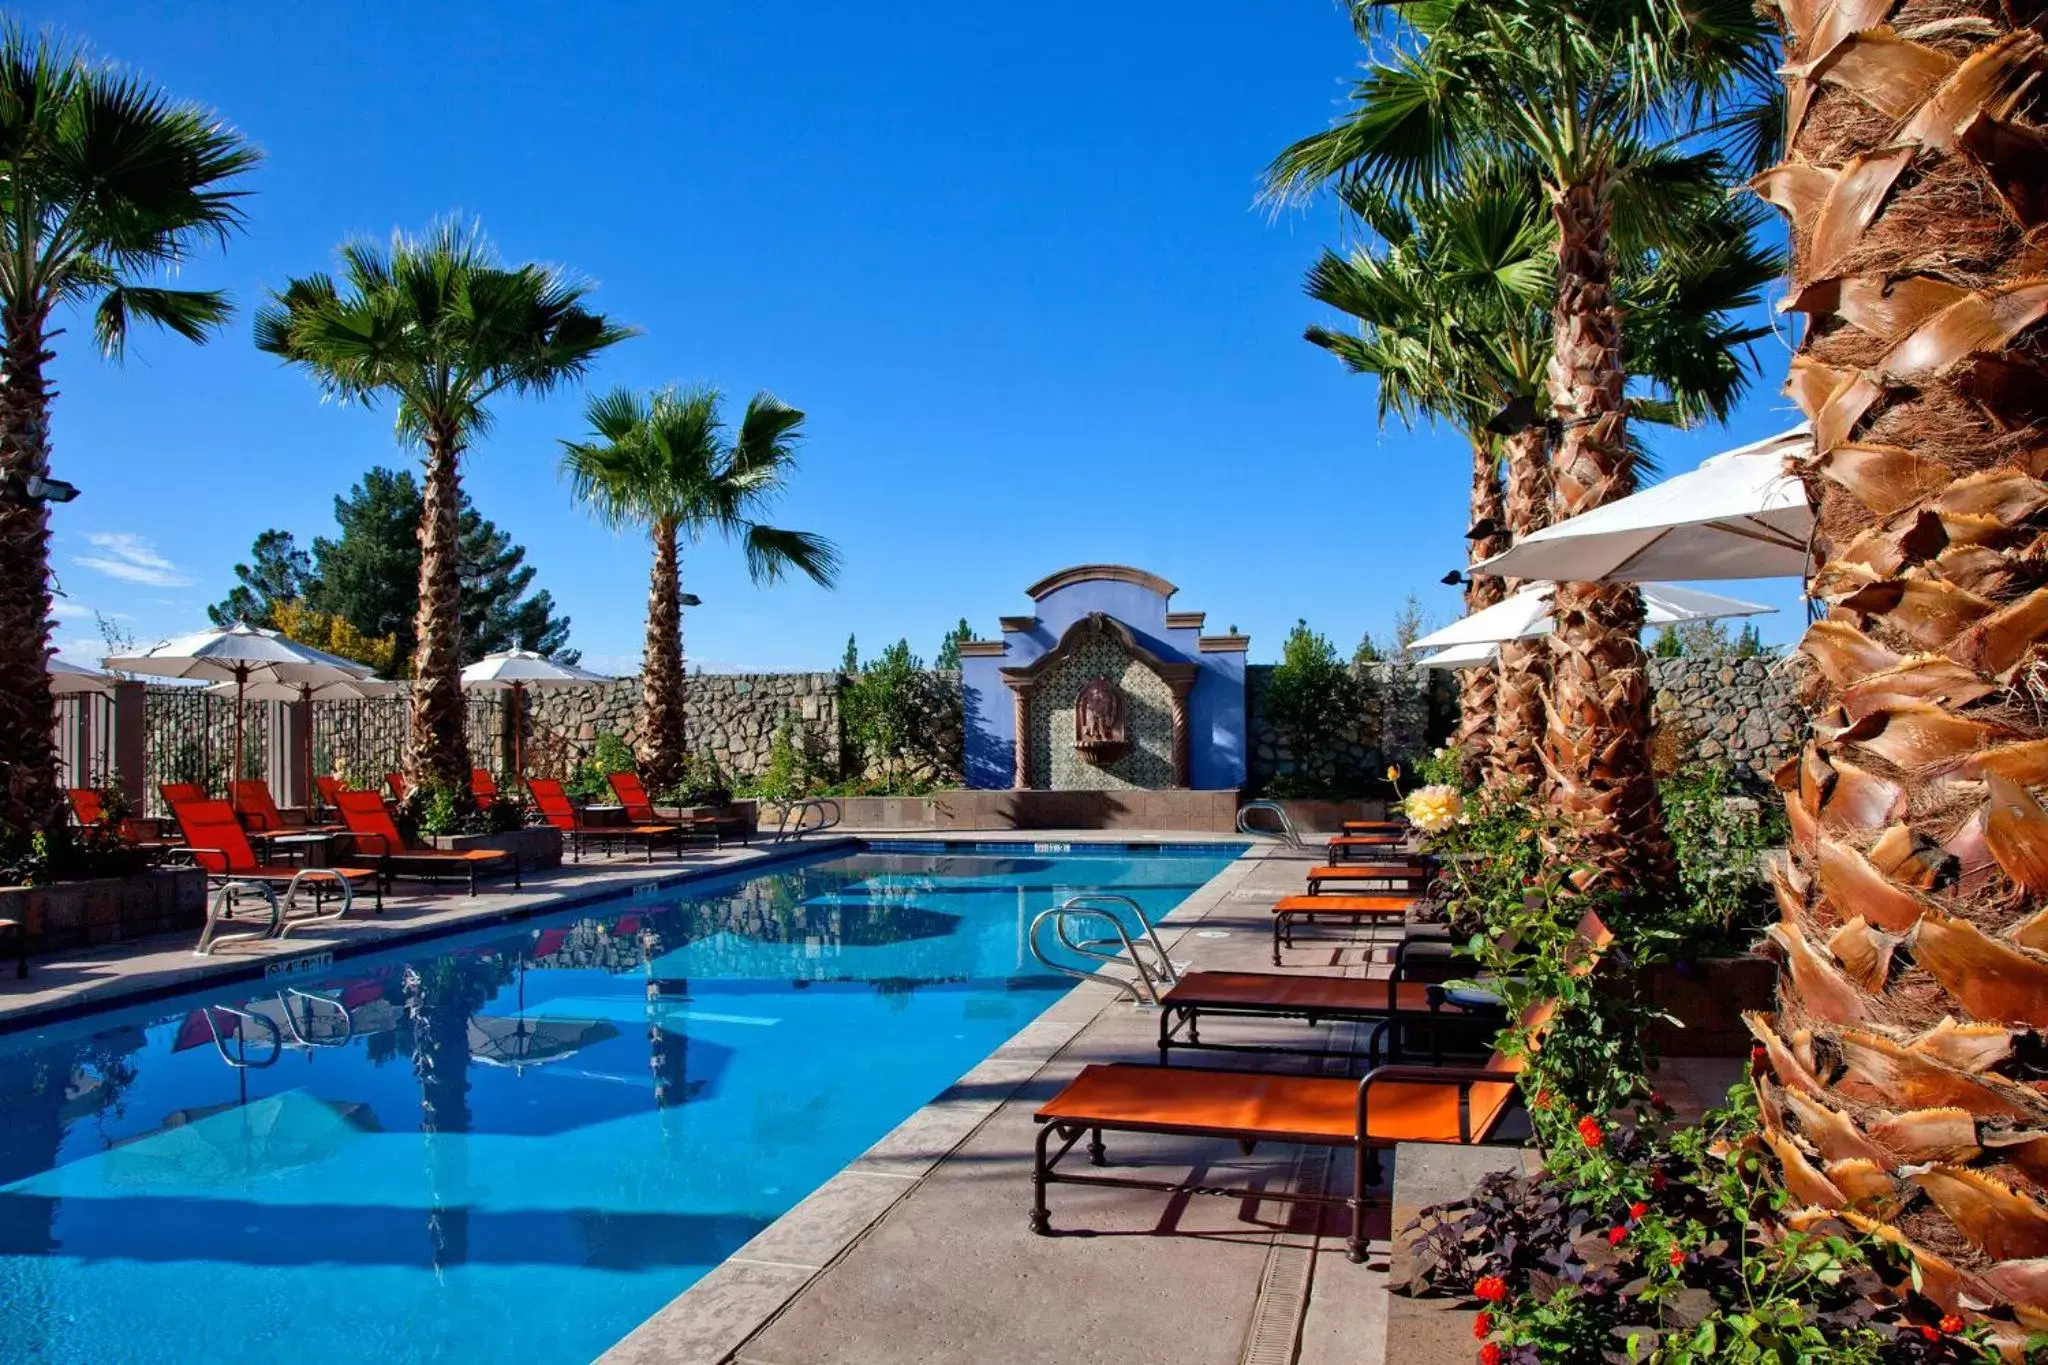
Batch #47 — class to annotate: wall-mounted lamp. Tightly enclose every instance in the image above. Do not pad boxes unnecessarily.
[10,472,79,504]
[679,593,702,607]
[1440,570,1467,587]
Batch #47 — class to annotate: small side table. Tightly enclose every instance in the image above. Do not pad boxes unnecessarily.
[268,831,340,869]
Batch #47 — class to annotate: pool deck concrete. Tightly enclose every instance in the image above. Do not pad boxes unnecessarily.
[602,838,1400,1365]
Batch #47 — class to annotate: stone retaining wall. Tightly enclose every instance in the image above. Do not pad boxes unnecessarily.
[523,672,845,778]
[1245,654,1803,790]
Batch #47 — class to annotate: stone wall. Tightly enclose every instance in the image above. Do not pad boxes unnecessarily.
[523,672,845,778]
[1245,655,1803,790]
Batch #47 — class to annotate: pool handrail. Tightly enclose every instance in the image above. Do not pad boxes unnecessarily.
[1237,800,1307,850]
[1028,894,1178,1007]
[772,797,842,843]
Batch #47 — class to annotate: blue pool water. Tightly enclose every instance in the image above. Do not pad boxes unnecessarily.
[0,842,1241,1363]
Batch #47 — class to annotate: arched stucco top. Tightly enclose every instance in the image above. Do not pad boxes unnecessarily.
[1024,564,1178,602]
[1001,612,1197,695]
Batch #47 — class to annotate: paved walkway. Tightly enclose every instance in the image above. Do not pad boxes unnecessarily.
[607,842,1400,1365]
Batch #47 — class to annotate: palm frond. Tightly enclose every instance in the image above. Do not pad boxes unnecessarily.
[93,283,231,357]
[741,525,841,588]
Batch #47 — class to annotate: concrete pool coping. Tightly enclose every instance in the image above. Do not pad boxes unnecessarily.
[598,835,1276,1365]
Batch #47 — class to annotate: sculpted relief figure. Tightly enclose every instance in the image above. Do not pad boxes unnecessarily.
[1074,676,1128,765]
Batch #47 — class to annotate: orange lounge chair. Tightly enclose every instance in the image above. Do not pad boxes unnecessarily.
[333,789,519,895]
[168,797,380,913]
[385,772,411,803]
[607,772,738,846]
[471,769,499,808]
[1155,965,1500,1069]
[1030,1025,1532,1263]
[529,778,683,863]
[230,779,343,835]
[1341,819,1406,835]
[1324,833,1409,862]
[1271,894,1417,964]
[1306,862,1431,895]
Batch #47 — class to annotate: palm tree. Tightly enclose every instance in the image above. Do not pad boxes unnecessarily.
[1303,171,1778,792]
[0,28,257,836]
[257,222,632,791]
[1745,7,2048,1322]
[1266,0,1773,888]
[562,386,840,793]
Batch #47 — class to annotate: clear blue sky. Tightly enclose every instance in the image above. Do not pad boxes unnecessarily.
[34,1,1807,673]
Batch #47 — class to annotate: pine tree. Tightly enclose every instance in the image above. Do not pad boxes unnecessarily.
[841,633,858,673]
[207,530,313,628]
[934,618,973,669]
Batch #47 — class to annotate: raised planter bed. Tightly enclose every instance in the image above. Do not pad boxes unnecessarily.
[426,826,563,872]
[0,868,207,955]
[757,789,1241,832]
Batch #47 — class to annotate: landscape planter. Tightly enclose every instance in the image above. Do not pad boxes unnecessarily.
[427,827,563,872]
[0,867,206,955]
[1640,954,1779,1057]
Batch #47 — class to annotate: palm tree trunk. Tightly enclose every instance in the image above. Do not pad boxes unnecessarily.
[0,310,61,836]
[1751,6,2048,1316]
[407,424,472,793]
[1540,179,1671,891]
[639,519,686,793]
[405,963,474,1270]
[1455,439,1509,786]
[1489,426,1552,791]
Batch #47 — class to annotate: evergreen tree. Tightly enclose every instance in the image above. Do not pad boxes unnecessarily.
[210,467,576,670]
[934,618,973,669]
[207,530,313,628]
[841,633,858,673]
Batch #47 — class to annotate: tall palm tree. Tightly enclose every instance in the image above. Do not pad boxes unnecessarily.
[1266,0,1774,888]
[0,28,257,836]
[1303,175,1548,784]
[257,222,631,791]
[1304,172,1778,792]
[1745,6,2048,1324]
[562,386,840,793]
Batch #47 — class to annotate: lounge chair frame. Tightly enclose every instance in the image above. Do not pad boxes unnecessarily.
[333,791,520,896]
[1271,894,1416,965]
[1030,1062,1523,1263]
[1155,969,1501,1069]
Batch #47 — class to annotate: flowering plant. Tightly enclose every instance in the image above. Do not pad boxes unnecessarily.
[1402,782,1464,834]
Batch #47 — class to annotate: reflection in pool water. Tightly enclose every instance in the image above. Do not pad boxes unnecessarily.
[0,842,1240,1363]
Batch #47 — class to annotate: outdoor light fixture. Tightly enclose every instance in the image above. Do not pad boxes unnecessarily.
[1466,516,1502,542]
[9,471,79,504]
[680,593,702,607]
[1441,570,1467,587]
[1483,395,1541,436]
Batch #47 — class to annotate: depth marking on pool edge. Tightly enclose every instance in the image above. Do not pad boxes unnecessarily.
[263,951,333,980]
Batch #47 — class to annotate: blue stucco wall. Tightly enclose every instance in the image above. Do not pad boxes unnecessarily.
[961,571,1247,790]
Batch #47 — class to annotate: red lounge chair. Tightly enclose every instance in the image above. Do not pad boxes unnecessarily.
[528,778,682,863]
[385,772,410,803]
[1271,894,1417,965]
[471,769,499,808]
[67,789,172,858]
[333,789,519,895]
[607,772,738,846]
[159,781,205,810]
[313,775,346,813]
[167,797,380,913]
[230,779,343,835]
[1030,1011,1542,1263]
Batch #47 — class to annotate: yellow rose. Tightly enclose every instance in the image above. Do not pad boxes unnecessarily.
[1402,784,1462,835]
[1386,764,1401,783]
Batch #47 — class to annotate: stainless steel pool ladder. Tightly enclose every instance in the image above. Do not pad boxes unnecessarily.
[772,798,842,843]
[199,1002,282,1068]
[194,871,355,955]
[1236,800,1306,851]
[1027,894,1180,1007]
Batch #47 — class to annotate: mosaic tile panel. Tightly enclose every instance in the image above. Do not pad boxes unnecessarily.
[1026,632,1175,790]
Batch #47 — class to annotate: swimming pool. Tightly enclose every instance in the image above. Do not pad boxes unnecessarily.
[0,841,1242,1363]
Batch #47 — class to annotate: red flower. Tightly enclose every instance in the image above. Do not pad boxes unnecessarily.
[1628,1201,1649,1220]
[1474,1275,1507,1304]
[1919,1326,1939,1342]
[1749,1045,1768,1067]
[1473,1311,1493,1340]
[1480,1345,1503,1365]
[1669,1245,1684,1268]
[1648,1091,1664,1106]
[1651,1169,1668,1192]
[1534,1089,1551,1111]
[1607,1226,1628,1246]
[1939,1314,1964,1334]
[1577,1115,1605,1149]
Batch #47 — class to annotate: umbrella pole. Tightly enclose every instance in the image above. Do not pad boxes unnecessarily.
[231,667,247,808]
[513,682,525,786]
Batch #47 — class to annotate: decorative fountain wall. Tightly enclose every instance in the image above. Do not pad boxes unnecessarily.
[957,565,1248,791]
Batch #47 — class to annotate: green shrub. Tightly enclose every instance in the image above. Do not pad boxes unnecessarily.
[841,640,954,788]
[566,732,636,801]
[1653,761,1787,960]
[1260,620,1364,797]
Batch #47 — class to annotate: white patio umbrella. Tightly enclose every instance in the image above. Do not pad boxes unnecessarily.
[1415,642,1499,670]
[1473,426,1813,583]
[48,658,114,696]
[460,650,611,781]
[105,623,377,806]
[1409,582,1775,652]
[204,676,397,704]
